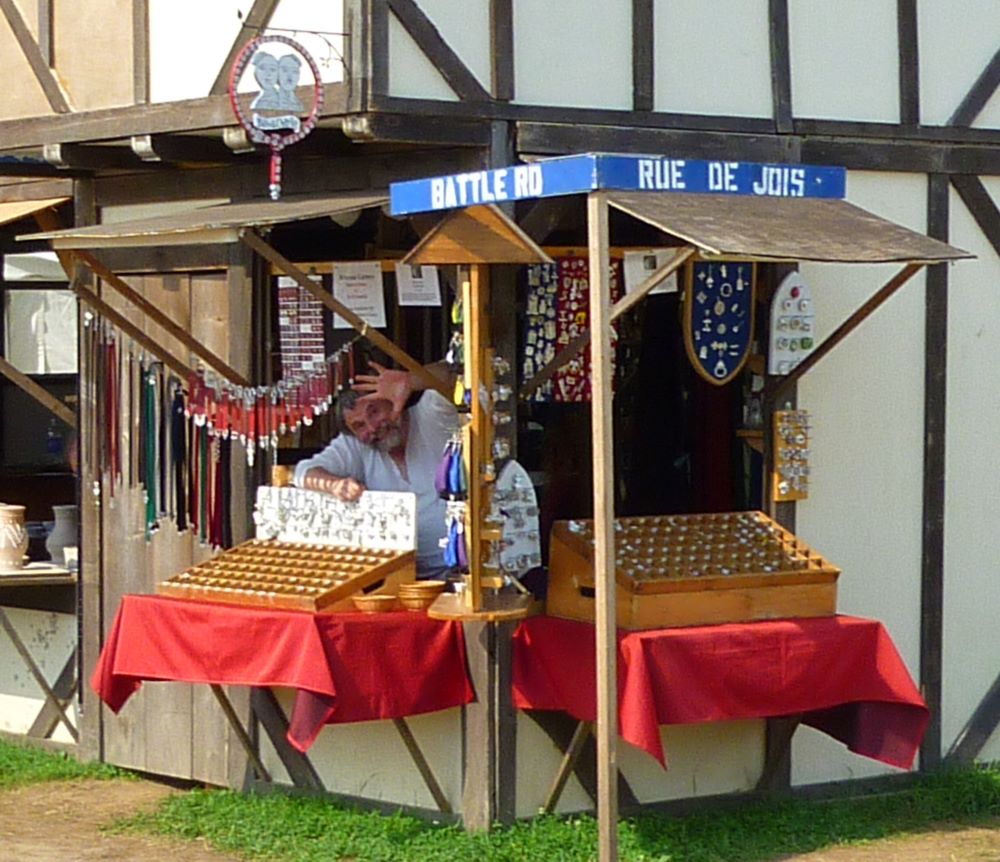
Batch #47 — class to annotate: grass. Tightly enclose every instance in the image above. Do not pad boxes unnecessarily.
[3,737,999,861]
[116,765,1000,862]
[0,736,123,789]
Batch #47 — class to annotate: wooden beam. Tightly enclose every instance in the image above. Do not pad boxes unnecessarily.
[73,281,195,380]
[951,174,1000,259]
[393,718,452,813]
[129,133,241,165]
[518,247,695,399]
[0,82,348,149]
[946,669,1000,764]
[765,263,924,406]
[756,715,801,791]
[249,688,325,789]
[632,0,654,111]
[519,196,580,244]
[768,0,793,133]
[75,250,252,387]
[341,112,491,146]
[588,191,617,862]
[42,143,148,172]
[386,0,490,102]
[36,0,51,65]
[0,0,72,113]
[133,0,149,103]
[489,0,513,101]
[920,172,949,770]
[948,46,1000,127]
[543,719,592,813]
[32,209,250,386]
[209,0,281,96]
[0,356,75,426]
[210,684,270,782]
[239,229,449,398]
[897,0,920,126]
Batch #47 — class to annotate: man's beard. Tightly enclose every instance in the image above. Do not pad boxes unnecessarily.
[374,424,404,452]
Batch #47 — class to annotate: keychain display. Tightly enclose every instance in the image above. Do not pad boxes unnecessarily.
[523,256,623,402]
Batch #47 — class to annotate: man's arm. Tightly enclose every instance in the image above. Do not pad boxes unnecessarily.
[299,468,365,502]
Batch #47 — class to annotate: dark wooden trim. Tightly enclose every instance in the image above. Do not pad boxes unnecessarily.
[632,0,654,112]
[128,133,244,164]
[0,0,70,112]
[42,143,150,171]
[794,117,1000,145]
[249,688,325,790]
[524,710,639,810]
[920,172,949,771]
[800,138,1000,176]
[342,111,491,145]
[132,0,150,104]
[26,648,76,739]
[519,196,581,243]
[386,0,490,102]
[897,0,919,126]
[768,0,793,132]
[371,0,390,100]
[946,670,1000,764]
[37,0,52,65]
[949,47,1000,127]
[518,121,802,163]
[208,0,280,96]
[951,174,1000,258]
[490,0,514,101]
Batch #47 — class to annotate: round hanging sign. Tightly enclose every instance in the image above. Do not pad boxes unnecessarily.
[228,35,324,200]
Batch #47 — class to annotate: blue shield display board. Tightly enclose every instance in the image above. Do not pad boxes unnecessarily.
[683,261,756,386]
[389,153,846,215]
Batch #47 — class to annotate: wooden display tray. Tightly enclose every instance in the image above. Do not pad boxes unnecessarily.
[547,511,839,630]
[157,539,416,613]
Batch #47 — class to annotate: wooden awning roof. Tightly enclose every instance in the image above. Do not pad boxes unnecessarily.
[402,204,552,265]
[607,192,971,263]
[19,192,388,248]
[0,196,69,228]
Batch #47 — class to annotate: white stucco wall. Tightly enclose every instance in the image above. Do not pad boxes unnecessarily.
[918,0,1000,128]
[791,171,928,781]
[652,0,772,118]
[0,607,77,743]
[148,0,344,104]
[942,177,1000,761]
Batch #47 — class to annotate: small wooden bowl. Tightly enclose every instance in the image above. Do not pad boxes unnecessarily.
[352,594,398,614]
[398,579,447,595]
[398,594,436,612]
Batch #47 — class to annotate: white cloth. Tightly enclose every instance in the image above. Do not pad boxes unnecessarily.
[293,390,457,573]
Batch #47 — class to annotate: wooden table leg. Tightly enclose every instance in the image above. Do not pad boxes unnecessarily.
[249,688,325,791]
[394,717,452,814]
[0,608,78,742]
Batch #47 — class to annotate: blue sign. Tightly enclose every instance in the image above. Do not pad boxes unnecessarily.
[389,153,846,215]
[684,261,755,386]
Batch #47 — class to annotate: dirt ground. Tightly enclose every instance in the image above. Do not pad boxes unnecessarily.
[2,778,1000,862]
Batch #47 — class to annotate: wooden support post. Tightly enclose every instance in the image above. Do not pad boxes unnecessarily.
[393,718,453,813]
[463,265,486,612]
[210,684,270,782]
[543,720,592,813]
[588,191,618,862]
[240,229,449,399]
[462,621,495,830]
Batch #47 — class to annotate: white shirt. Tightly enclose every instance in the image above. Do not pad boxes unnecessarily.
[293,390,458,572]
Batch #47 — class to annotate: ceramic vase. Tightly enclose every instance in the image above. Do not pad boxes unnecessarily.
[0,504,29,570]
[46,504,78,565]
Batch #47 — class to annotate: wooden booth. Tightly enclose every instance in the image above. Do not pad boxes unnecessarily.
[18,153,970,839]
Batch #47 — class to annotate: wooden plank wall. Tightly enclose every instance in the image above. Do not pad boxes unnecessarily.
[98,270,240,785]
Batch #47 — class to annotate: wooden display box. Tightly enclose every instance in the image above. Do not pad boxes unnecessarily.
[546,511,839,630]
[157,539,416,613]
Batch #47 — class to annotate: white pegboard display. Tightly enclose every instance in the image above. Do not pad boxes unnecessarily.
[768,272,816,375]
[253,487,416,552]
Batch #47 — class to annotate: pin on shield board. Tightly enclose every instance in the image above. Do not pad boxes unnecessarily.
[683,261,756,385]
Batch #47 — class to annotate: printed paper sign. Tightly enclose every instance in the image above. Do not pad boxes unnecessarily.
[332,261,386,329]
[395,263,442,307]
[623,249,679,296]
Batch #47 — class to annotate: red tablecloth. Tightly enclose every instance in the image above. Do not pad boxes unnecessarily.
[92,594,475,751]
[513,615,928,770]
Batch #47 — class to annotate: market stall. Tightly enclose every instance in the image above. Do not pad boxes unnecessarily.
[24,152,970,833]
